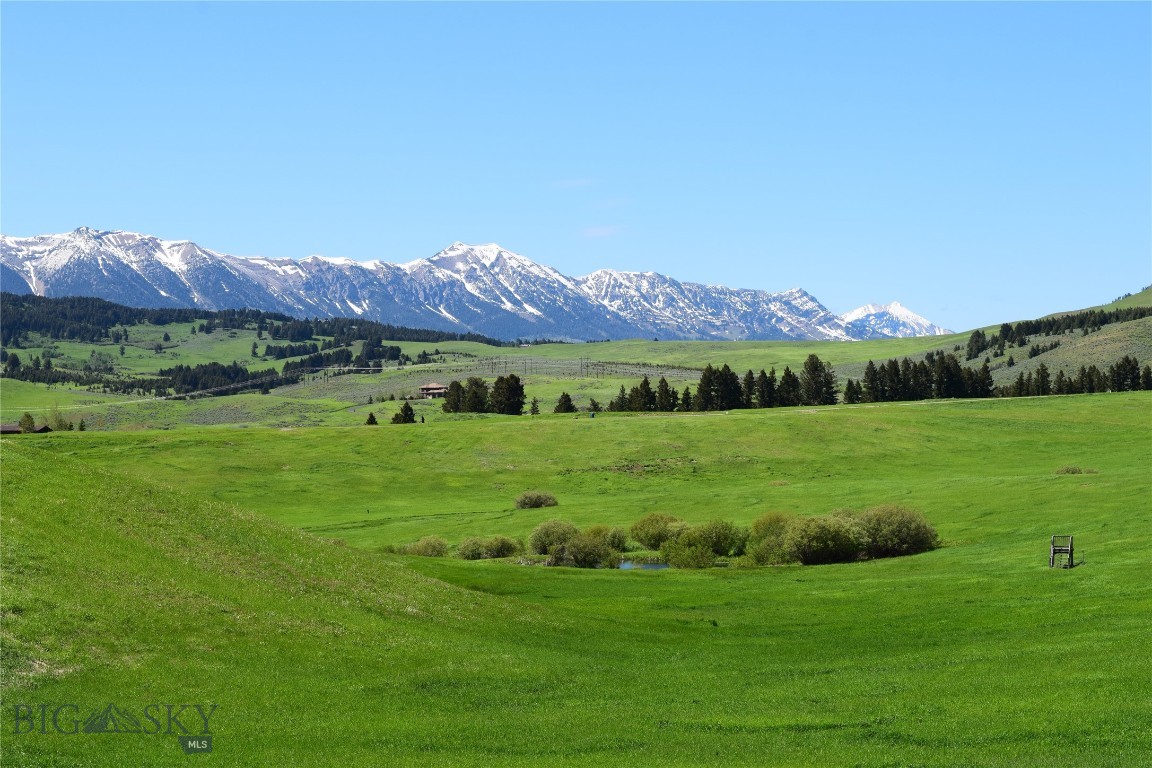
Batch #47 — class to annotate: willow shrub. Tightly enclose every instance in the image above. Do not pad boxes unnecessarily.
[783,514,867,565]
[403,536,449,557]
[529,519,579,555]
[516,491,558,509]
[629,513,681,550]
[584,524,628,552]
[857,505,938,559]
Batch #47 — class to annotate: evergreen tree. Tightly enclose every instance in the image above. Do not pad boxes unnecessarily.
[1142,365,1152,391]
[1108,355,1141,392]
[529,397,540,416]
[799,354,837,406]
[608,385,628,412]
[910,360,935,400]
[554,392,576,413]
[679,386,693,411]
[843,379,862,404]
[715,364,743,410]
[741,369,756,409]
[490,373,526,415]
[365,412,378,425]
[78,418,87,432]
[974,362,994,398]
[1035,363,1052,396]
[655,377,676,412]
[462,377,490,413]
[391,402,415,424]
[777,367,801,406]
[588,398,603,413]
[632,376,656,411]
[251,341,259,357]
[442,380,464,413]
[1012,371,1027,397]
[694,365,716,411]
[862,360,882,403]
[965,329,988,361]
[755,369,775,408]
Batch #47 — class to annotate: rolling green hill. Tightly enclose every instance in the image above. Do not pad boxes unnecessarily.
[3,392,1150,766]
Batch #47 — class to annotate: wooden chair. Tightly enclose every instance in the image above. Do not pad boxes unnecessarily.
[1050,535,1074,568]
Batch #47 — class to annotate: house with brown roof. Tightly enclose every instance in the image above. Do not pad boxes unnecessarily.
[419,383,449,399]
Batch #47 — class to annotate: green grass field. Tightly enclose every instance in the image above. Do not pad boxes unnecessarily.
[3,392,1150,766]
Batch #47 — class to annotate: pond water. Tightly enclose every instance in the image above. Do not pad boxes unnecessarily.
[617,560,670,570]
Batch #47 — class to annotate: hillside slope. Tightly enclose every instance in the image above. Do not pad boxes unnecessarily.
[4,393,1151,766]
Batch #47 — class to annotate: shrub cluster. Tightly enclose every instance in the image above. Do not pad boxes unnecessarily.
[395,505,938,570]
[657,519,748,569]
[516,491,559,509]
[529,520,628,568]
[629,513,682,550]
[402,536,449,557]
[747,506,939,566]
[457,535,523,560]
[1054,465,1096,475]
[528,519,579,555]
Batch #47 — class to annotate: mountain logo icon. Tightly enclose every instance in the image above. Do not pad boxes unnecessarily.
[82,704,143,734]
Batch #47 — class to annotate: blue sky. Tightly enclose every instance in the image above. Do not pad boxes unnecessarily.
[2,2,1149,332]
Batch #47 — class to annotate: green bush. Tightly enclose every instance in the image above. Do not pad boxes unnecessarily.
[529,519,579,555]
[455,535,523,560]
[403,536,448,557]
[483,536,521,559]
[675,519,743,557]
[783,514,866,565]
[747,512,795,565]
[749,535,796,566]
[584,524,628,552]
[563,534,610,568]
[661,539,716,569]
[629,512,681,550]
[749,511,793,545]
[456,537,487,560]
[516,490,558,509]
[858,505,938,559]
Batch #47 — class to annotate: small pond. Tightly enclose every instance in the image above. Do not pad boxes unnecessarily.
[617,560,670,571]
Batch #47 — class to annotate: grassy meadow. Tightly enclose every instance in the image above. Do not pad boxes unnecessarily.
[3,392,1150,766]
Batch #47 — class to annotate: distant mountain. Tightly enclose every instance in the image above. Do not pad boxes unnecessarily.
[840,302,952,339]
[0,228,950,341]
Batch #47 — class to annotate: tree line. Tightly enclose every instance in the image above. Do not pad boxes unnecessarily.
[843,352,1151,403]
[0,292,511,349]
[0,292,289,347]
[603,355,839,413]
[157,362,280,395]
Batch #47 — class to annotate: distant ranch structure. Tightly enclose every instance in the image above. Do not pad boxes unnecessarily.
[419,383,448,399]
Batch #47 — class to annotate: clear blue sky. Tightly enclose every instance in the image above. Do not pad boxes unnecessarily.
[3,2,1149,332]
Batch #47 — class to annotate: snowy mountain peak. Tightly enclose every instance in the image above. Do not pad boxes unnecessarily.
[840,301,952,338]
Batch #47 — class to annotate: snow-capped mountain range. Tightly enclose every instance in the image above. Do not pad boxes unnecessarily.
[0,228,952,341]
